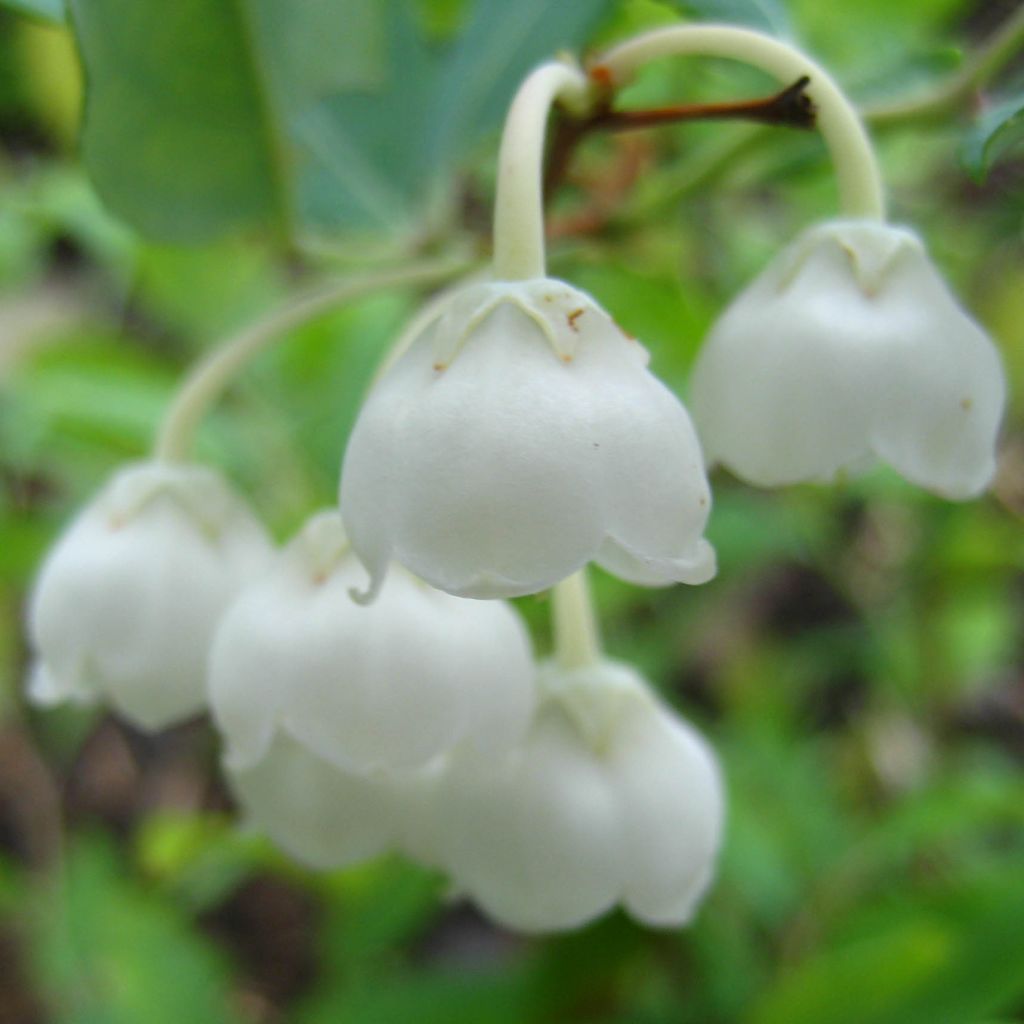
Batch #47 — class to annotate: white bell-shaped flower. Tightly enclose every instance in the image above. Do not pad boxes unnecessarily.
[223,732,434,870]
[426,659,724,932]
[339,278,715,600]
[209,510,535,777]
[27,461,274,730]
[690,219,1005,498]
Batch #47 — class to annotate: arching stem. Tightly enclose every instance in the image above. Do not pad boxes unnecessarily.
[154,257,468,463]
[493,60,592,280]
[593,24,886,220]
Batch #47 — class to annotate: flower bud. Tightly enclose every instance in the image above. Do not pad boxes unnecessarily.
[339,278,715,600]
[425,659,724,932]
[690,220,1006,498]
[209,510,535,776]
[27,462,274,730]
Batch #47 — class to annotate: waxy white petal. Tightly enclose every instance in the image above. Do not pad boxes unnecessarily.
[340,278,716,600]
[228,734,408,870]
[430,707,622,932]
[691,220,1006,497]
[209,511,535,775]
[428,660,724,932]
[27,462,273,730]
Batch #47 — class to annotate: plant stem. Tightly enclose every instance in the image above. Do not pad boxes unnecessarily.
[598,76,815,133]
[552,570,601,670]
[864,4,1024,123]
[544,77,814,200]
[154,257,469,463]
[593,25,886,220]
[493,60,592,280]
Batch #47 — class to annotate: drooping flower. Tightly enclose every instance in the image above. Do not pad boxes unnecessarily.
[424,659,724,932]
[27,461,274,731]
[339,278,716,601]
[209,510,535,777]
[690,219,1006,498]
[223,732,434,871]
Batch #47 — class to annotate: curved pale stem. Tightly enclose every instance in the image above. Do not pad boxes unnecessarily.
[594,25,886,220]
[552,570,601,670]
[154,258,468,463]
[493,60,592,281]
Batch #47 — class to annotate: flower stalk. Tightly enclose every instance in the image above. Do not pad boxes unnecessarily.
[492,60,592,280]
[154,257,470,463]
[552,570,601,670]
[592,24,886,220]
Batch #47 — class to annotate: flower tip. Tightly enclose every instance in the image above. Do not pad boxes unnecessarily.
[26,662,63,706]
[348,571,384,607]
[925,460,998,502]
[686,539,718,585]
[221,744,263,775]
[211,700,276,772]
[26,661,95,708]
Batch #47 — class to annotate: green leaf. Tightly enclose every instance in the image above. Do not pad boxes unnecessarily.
[68,0,291,242]
[665,0,792,36]
[67,0,389,242]
[294,3,442,234]
[300,0,615,235]
[29,834,242,1024]
[67,0,614,243]
[428,0,615,162]
[317,856,443,964]
[10,336,175,456]
[749,863,1024,1024]
[299,969,533,1024]
[135,813,276,913]
[961,94,1024,183]
[0,0,64,24]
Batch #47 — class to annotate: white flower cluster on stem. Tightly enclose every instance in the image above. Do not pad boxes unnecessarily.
[207,531,723,931]
[24,21,1007,936]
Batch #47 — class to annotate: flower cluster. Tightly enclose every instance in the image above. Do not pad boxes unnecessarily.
[29,480,722,931]
[24,23,1006,935]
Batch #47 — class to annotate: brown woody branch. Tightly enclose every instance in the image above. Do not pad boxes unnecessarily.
[544,76,816,201]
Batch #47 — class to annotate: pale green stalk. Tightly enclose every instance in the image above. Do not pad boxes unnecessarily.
[493,60,592,280]
[552,570,601,670]
[154,257,468,463]
[594,24,886,220]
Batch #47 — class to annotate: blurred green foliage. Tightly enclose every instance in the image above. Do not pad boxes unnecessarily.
[0,0,1022,1022]
[66,0,615,242]
[963,95,1024,182]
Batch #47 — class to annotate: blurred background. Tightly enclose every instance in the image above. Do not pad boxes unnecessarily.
[1,0,1023,1021]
